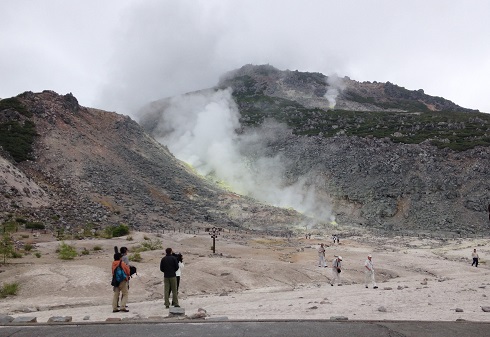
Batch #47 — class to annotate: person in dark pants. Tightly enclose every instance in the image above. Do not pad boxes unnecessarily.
[160,247,180,308]
[168,253,184,304]
[472,248,479,267]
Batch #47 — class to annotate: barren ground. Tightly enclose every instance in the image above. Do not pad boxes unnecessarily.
[0,228,489,322]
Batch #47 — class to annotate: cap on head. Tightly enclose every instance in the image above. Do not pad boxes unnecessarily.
[368,254,372,258]
[338,256,342,260]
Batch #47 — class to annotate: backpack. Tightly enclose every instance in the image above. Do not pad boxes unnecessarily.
[111,261,127,287]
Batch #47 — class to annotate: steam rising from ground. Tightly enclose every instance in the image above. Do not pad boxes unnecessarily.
[325,74,346,109]
[141,89,333,223]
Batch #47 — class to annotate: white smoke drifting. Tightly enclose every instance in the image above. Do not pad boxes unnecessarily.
[142,88,333,223]
[324,74,346,109]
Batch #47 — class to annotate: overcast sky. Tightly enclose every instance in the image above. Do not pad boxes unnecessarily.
[1,0,489,116]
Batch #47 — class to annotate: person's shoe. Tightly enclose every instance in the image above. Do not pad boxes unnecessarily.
[165,305,169,309]
[373,286,378,289]
[113,309,119,313]
[174,305,180,307]
[120,308,129,312]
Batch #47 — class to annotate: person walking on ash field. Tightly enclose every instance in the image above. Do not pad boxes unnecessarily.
[111,253,130,312]
[160,247,180,308]
[318,243,326,267]
[472,249,479,267]
[330,256,342,286]
[364,254,378,289]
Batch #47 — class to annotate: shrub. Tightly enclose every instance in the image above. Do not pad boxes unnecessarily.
[0,233,14,263]
[23,243,33,251]
[140,238,162,251]
[34,252,41,258]
[26,222,45,230]
[0,120,38,162]
[93,245,102,251]
[126,235,133,241]
[104,224,130,238]
[81,248,90,255]
[58,242,77,260]
[143,235,150,240]
[129,252,142,262]
[11,251,22,258]
[0,282,19,298]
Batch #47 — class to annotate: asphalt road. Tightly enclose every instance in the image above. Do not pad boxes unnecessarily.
[1,320,489,337]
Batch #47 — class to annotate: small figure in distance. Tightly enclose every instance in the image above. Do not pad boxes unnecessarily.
[472,248,479,267]
[364,254,378,289]
[318,243,326,268]
[330,255,342,286]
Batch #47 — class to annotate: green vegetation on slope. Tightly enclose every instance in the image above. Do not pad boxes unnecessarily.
[233,91,490,151]
[0,97,38,162]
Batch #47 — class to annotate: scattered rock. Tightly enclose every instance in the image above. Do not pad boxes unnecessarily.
[397,286,404,290]
[12,317,37,323]
[83,316,90,320]
[330,316,348,321]
[481,306,490,312]
[455,308,464,312]
[378,306,387,312]
[48,316,72,322]
[384,287,393,290]
[0,315,14,324]
[308,306,318,310]
[169,307,185,316]
[105,317,121,322]
[219,292,229,296]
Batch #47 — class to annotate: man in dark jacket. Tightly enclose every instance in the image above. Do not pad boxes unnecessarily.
[160,247,180,308]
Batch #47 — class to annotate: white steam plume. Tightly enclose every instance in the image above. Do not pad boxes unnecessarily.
[144,88,333,222]
[324,74,346,109]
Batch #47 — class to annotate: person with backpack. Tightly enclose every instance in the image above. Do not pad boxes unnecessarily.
[168,253,184,305]
[160,247,180,308]
[114,246,135,310]
[112,252,130,312]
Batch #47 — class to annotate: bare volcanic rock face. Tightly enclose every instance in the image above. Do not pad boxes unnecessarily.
[139,65,490,235]
[0,90,304,233]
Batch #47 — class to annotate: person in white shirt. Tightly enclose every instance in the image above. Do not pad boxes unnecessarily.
[330,256,342,286]
[471,249,479,267]
[364,254,378,289]
[318,243,326,268]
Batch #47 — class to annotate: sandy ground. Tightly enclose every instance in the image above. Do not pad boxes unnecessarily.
[0,229,489,323]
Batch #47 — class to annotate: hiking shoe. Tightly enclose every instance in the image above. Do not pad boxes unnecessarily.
[113,309,119,313]
[165,305,169,309]
[174,305,180,308]
[120,309,129,312]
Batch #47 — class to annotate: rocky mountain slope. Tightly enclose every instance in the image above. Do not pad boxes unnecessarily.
[0,91,304,234]
[140,64,490,235]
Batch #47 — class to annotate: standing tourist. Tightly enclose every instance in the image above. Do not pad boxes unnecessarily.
[330,256,342,286]
[160,247,180,308]
[472,249,479,267]
[318,243,326,267]
[364,254,378,289]
[112,253,130,312]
